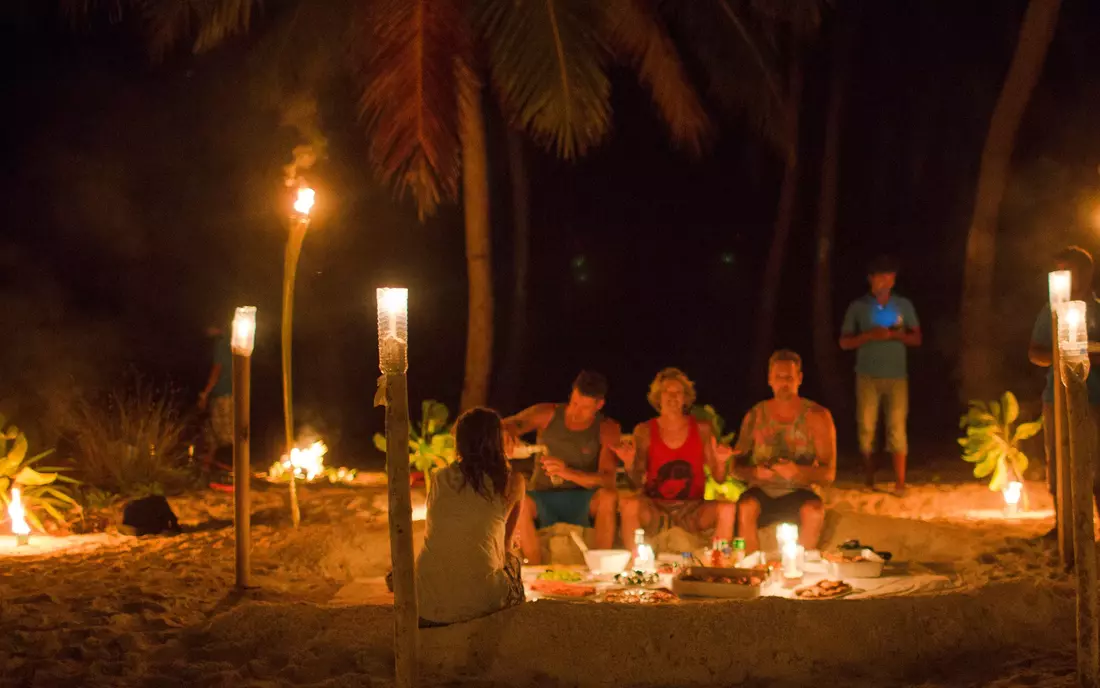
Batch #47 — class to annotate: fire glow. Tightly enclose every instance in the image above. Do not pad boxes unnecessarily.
[777,523,802,580]
[8,487,30,545]
[280,441,328,481]
[1003,480,1023,517]
[294,187,315,216]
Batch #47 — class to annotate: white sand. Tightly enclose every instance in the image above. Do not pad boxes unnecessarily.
[0,476,1083,687]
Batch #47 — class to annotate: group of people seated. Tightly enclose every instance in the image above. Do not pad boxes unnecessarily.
[415,350,837,626]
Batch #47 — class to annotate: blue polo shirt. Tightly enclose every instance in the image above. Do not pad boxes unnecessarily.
[841,293,920,379]
[1030,295,1100,404]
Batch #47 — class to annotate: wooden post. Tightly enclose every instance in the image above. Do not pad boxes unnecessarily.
[282,220,308,529]
[385,374,416,688]
[232,352,252,589]
[1053,307,1074,566]
[1063,355,1098,687]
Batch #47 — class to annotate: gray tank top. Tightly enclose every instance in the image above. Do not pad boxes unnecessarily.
[531,405,603,491]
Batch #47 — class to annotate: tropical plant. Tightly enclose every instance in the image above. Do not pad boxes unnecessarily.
[959,391,1042,496]
[0,416,81,532]
[959,0,1063,400]
[62,383,194,496]
[374,400,456,490]
[60,0,714,412]
[690,404,747,501]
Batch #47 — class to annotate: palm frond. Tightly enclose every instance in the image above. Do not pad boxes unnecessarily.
[603,0,711,155]
[192,0,259,54]
[352,0,468,218]
[58,0,126,26]
[474,0,612,159]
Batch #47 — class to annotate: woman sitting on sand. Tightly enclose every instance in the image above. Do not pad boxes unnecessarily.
[416,407,527,626]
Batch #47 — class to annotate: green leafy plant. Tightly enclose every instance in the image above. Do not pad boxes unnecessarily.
[959,391,1042,496]
[0,416,81,532]
[691,404,746,501]
[374,400,456,490]
[63,382,193,495]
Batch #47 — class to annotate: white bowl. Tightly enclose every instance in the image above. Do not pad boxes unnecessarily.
[584,549,632,575]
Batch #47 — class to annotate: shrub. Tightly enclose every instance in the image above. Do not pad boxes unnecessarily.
[374,400,455,490]
[0,415,80,531]
[959,391,1042,492]
[63,382,194,496]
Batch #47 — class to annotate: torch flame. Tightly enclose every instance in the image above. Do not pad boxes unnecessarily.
[294,187,316,216]
[281,440,328,481]
[1003,481,1023,506]
[8,488,30,536]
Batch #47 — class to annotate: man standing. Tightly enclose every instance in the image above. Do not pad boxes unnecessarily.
[840,255,921,493]
[732,351,836,554]
[503,371,621,565]
[198,324,234,471]
[1028,246,1100,538]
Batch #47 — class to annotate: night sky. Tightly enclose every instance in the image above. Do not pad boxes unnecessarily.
[2,1,1099,471]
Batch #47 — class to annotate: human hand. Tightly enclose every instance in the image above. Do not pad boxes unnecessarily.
[712,436,733,464]
[753,465,776,482]
[772,460,800,481]
[541,457,568,478]
[612,439,636,468]
[868,327,892,342]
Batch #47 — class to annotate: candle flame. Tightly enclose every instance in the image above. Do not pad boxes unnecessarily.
[294,187,316,216]
[378,288,408,320]
[8,488,30,536]
[1049,270,1071,305]
[1003,481,1023,506]
[776,522,799,546]
[1066,305,1082,328]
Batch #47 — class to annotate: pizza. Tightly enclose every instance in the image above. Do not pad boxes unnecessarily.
[530,579,597,598]
[794,580,852,600]
[603,588,678,605]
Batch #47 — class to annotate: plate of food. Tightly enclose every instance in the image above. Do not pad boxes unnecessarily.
[823,547,886,578]
[603,588,678,605]
[529,579,599,600]
[672,566,767,599]
[535,569,585,583]
[794,579,854,600]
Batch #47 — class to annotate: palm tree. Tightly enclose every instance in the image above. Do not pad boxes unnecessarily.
[811,3,855,415]
[62,0,711,412]
[959,0,1062,400]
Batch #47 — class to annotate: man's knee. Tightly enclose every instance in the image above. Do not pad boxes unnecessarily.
[620,493,641,518]
[799,499,824,523]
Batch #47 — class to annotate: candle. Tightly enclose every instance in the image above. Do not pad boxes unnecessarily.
[1058,300,1088,359]
[781,541,801,578]
[1003,480,1023,517]
[1049,270,1071,306]
[376,288,409,374]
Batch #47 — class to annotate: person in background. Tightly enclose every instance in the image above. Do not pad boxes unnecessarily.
[416,408,526,626]
[613,368,736,551]
[840,254,921,494]
[197,324,234,470]
[731,350,836,554]
[1028,246,1100,540]
[503,371,621,565]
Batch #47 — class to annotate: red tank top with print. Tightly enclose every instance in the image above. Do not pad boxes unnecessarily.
[645,418,706,501]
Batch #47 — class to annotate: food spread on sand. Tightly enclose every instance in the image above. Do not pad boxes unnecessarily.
[603,588,678,604]
[530,579,598,598]
[795,580,853,600]
[536,569,584,582]
[680,569,767,586]
[614,570,661,586]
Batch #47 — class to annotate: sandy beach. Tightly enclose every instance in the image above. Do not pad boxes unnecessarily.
[0,473,1085,687]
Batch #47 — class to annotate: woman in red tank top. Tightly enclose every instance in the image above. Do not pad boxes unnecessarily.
[644,417,706,501]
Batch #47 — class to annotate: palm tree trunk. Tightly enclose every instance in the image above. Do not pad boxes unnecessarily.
[751,54,803,389]
[459,73,494,412]
[960,0,1061,401]
[812,9,852,414]
[496,128,531,410]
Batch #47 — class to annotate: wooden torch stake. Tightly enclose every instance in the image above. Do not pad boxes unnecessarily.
[386,373,417,688]
[1053,308,1074,567]
[1064,358,1098,688]
[232,352,252,589]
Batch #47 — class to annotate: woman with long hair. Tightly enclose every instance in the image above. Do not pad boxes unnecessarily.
[416,407,526,626]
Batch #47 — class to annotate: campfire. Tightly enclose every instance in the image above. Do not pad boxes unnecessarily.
[279,440,328,482]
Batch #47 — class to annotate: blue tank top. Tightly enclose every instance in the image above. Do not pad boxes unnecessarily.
[531,405,603,491]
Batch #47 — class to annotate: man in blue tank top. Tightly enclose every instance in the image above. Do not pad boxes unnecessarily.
[503,371,622,565]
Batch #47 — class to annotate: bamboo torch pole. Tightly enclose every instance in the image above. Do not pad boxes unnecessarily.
[231,307,257,590]
[377,288,417,688]
[1058,299,1098,687]
[283,187,315,529]
[1051,270,1073,567]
